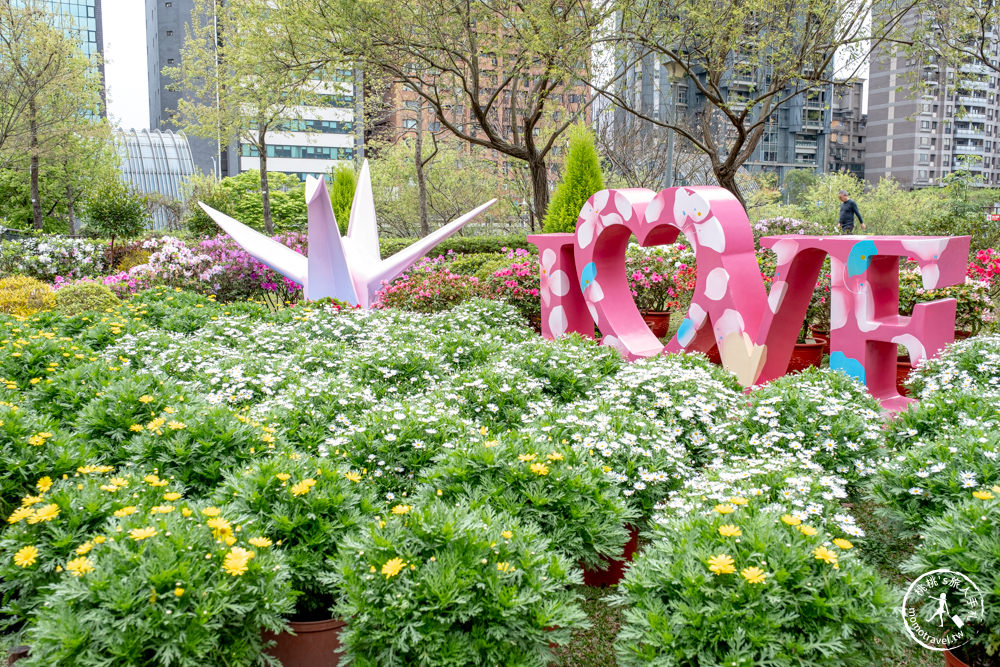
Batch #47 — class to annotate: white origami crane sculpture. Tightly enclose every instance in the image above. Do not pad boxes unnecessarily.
[199,159,497,307]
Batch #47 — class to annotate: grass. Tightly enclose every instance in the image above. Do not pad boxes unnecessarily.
[552,585,623,666]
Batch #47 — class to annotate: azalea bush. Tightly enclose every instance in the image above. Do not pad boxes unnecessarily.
[375,264,485,313]
[898,263,993,335]
[329,503,588,667]
[216,451,374,619]
[480,247,541,325]
[625,243,696,313]
[612,505,901,666]
[0,237,110,282]
[20,503,293,667]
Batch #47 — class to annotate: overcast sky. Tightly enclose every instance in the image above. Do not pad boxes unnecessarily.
[103,0,150,130]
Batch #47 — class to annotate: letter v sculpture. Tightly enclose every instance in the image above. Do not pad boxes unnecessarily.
[198,159,497,307]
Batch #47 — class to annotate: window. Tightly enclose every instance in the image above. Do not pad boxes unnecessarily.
[428,122,441,132]
[165,30,173,36]
[402,119,418,129]
[165,2,172,6]
[918,169,928,178]
[920,136,930,146]
[921,120,930,129]
[919,153,929,162]
[167,58,174,64]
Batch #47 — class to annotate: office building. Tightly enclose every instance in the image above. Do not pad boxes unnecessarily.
[827,80,867,179]
[32,0,105,103]
[866,22,1000,188]
[116,128,196,229]
[146,0,361,180]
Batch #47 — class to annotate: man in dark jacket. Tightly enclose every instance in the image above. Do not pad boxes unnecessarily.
[837,190,866,233]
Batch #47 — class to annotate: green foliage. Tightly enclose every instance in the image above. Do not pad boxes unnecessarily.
[330,164,356,234]
[0,276,54,316]
[20,503,294,667]
[869,426,1000,536]
[421,436,635,568]
[444,252,508,276]
[53,283,120,317]
[329,503,588,667]
[84,178,149,245]
[379,234,534,259]
[216,451,374,618]
[0,468,180,627]
[782,168,819,206]
[715,368,884,484]
[184,170,309,235]
[904,492,1000,662]
[543,124,605,233]
[611,507,903,666]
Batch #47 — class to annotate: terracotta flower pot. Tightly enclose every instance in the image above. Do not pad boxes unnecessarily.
[954,330,973,341]
[640,310,671,339]
[944,647,971,667]
[582,524,641,588]
[264,618,346,667]
[810,327,831,356]
[6,646,28,666]
[786,335,828,373]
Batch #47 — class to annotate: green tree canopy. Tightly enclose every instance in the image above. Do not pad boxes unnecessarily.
[85,177,149,255]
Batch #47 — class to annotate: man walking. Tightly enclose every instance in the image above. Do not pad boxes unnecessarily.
[837,190,866,233]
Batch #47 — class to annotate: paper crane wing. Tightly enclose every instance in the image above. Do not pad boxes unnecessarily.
[198,202,308,287]
[354,198,498,308]
[304,177,359,304]
[344,159,381,263]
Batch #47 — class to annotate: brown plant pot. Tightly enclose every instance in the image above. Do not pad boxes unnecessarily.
[810,327,831,356]
[640,310,671,339]
[264,618,346,667]
[581,524,641,588]
[787,335,828,374]
[954,330,973,341]
[7,646,28,666]
[944,647,971,667]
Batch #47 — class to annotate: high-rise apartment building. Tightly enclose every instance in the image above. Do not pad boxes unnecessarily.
[827,80,867,179]
[866,25,1000,188]
[145,0,361,180]
[612,54,833,186]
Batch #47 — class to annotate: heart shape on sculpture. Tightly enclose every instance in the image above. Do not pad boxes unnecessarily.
[571,186,770,385]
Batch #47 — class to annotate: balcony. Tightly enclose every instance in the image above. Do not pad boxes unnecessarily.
[954,144,985,155]
[955,127,986,139]
[794,157,818,165]
[960,63,989,75]
[795,140,817,151]
[957,95,988,108]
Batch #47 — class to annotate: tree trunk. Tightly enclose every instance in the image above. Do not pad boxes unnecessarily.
[415,122,429,237]
[528,158,549,230]
[29,100,42,230]
[259,142,273,235]
[714,167,746,209]
[66,183,75,235]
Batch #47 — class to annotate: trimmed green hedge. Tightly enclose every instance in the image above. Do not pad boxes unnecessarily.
[380,235,535,259]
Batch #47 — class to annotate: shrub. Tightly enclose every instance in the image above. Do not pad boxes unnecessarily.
[0,403,94,518]
[542,123,604,233]
[448,252,508,276]
[53,282,121,316]
[379,234,534,259]
[907,334,1000,398]
[216,451,374,620]
[903,490,1000,663]
[20,502,294,667]
[116,248,151,272]
[480,248,541,325]
[329,503,588,666]
[374,267,483,313]
[869,426,1000,535]
[0,467,181,627]
[713,368,884,484]
[0,237,110,282]
[84,177,149,257]
[420,435,635,568]
[330,164,356,235]
[0,276,54,316]
[611,506,901,666]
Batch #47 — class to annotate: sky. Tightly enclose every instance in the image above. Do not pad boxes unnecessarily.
[103,0,150,130]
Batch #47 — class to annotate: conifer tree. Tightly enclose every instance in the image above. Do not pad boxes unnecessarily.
[542,124,604,233]
[329,164,356,235]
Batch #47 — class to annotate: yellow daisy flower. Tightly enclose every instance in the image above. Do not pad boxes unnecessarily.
[706,554,736,575]
[714,504,735,515]
[381,557,405,579]
[740,566,767,584]
[290,479,316,496]
[13,545,38,568]
[249,537,273,548]
[222,547,255,576]
[780,514,801,526]
[972,490,995,500]
[718,524,742,537]
[391,504,411,515]
[129,527,157,541]
[66,556,95,577]
[813,546,839,566]
[529,462,549,476]
[832,538,854,550]
[27,503,59,524]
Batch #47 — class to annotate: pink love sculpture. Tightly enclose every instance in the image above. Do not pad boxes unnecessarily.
[528,186,970,412]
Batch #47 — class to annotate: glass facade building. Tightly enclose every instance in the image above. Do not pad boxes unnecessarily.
[27,0,105,104]
[117,129,195,229]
